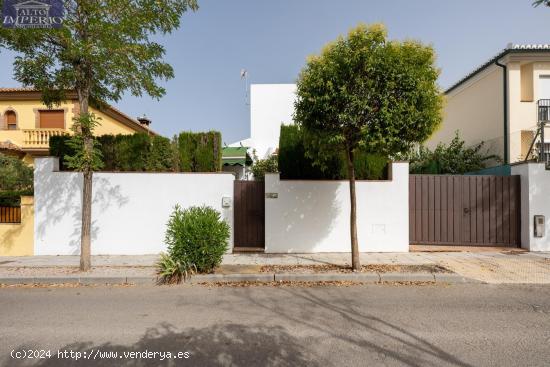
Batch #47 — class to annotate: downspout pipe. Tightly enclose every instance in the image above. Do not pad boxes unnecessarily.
[495,59,509,164]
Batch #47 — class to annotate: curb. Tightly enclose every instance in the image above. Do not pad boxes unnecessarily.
[0,272,479,285]
[274,273,381,282]
[190,273,275,283]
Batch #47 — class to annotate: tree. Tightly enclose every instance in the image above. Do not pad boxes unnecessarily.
[0,153,33,207]
[0,0,198,270]
[294,24,443,270]
[533,0,550,6]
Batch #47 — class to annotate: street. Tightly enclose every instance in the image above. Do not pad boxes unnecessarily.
[0,283,549,366]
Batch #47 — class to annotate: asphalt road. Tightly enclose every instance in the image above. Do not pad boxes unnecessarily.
[0,283,549,366]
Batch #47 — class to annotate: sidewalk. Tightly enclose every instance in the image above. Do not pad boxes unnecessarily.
[0,251,549,285]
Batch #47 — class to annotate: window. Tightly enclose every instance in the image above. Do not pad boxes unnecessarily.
[39,110,65,128]
[4,110,17,130]
[539,75,550,101]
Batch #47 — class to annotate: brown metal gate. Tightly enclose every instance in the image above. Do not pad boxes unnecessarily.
[409,175,520,247]
[234,181,265,248]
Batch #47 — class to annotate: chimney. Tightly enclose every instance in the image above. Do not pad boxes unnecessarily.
[137,114,152,127]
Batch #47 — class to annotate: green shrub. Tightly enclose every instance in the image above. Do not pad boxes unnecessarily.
[156,252,196,284]
[278,124,389,180]
[278,125,341,179]
[251,152,278,181]
[164,205,230,275]
[0,153,33,206]
[404,132,500,174]
[344,151,388,180]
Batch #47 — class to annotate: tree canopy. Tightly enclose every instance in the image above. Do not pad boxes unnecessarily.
[0,0,198,108]
[295,23,443,160]
[294,23,443,270]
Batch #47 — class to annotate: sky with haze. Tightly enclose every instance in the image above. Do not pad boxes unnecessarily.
[0,0,549,144]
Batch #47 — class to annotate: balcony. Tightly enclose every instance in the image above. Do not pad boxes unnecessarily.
[21,129,67,150]
[539,99,550,122]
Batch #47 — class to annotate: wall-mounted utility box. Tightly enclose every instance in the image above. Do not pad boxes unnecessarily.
[221,197,232,208]
[534,215,545,238]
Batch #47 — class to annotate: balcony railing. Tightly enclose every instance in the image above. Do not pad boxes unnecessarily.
[22,128,67,149]
[539,99,550,122]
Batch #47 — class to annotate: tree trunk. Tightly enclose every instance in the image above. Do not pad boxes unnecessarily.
[80,170,92,271]
[346,146,360,271]
[78,91,93,272]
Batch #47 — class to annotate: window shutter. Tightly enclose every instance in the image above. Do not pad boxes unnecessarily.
[39,110,65,128]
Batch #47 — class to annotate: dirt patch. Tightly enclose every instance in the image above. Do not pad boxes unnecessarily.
[0,266,155,277]
[198,280,366,287]
[197,280,443,288]
[259,264,451,274]
[0,283,136,288]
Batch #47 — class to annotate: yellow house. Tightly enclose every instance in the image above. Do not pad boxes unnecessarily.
[0,88,153,164]
[427,44,550,166]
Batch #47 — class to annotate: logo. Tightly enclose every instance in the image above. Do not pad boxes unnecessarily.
[2,0,64,29]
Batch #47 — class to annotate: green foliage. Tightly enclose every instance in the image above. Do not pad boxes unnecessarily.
[64,113,104,172]
[404,132,501,174]
[0,154,33,206]
[113,133,151,171]
[278,124,341,179]
[156,252,196,284]
[533,0,550,6]
[278,125,388,180]
[251,153,278,181]
[148,136,176,172]
[177,131,222,172]
[295,23,443,163]
[0,0,199,109]
[348,152,388,180]
[164,205,230,276]
[50,133,184,172]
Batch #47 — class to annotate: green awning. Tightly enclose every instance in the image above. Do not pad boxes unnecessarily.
[222,147,252,166]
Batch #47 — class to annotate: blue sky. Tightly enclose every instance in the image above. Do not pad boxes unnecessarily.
[0,0,549,143]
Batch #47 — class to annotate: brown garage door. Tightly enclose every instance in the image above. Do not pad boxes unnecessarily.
[39,110,65,128]
[409,175,520,247]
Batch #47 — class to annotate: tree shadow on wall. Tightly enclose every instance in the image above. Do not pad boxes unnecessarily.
[269,180,341,253]
[10,323,320,367]
[35,161,128,255]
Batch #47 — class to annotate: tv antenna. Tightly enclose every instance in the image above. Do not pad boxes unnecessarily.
[240,68,249,106]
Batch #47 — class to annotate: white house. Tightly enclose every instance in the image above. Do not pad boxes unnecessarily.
[230,84,297,159]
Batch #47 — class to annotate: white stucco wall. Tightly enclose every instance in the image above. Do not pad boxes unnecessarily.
[512,162,550,251]
[34,158,235,255]
[231,84,297,159]
[264,162,409,253]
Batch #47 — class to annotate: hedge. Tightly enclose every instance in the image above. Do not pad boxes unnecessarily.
[278,125,341,179]
[177,131,222,172]
[278,125,388,180]
[49,131,222,172]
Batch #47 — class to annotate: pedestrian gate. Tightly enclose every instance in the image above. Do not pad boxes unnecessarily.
[234,181,265,249]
